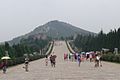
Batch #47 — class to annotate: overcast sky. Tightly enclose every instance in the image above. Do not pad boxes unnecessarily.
[0,0,120,42]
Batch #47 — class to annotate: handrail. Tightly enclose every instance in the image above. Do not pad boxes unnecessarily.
[46,41,54,55]
[66,41,75,53]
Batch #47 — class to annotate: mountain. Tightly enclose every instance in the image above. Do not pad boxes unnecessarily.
[8,20,96,45]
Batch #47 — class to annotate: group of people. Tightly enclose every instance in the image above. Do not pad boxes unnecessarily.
[0,56,29,74]
[45,52,57,67]
[64,53,84,61]
[64,53,82,66]
[86,52,102,67]
[64,51,102,67]
[0,52,57,74]
[0,51,102,74]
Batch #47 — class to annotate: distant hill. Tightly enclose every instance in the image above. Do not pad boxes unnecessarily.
[8,20,96,45]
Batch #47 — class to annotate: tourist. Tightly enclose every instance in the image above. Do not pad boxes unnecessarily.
[52,54,57,67]
[89,53,92,62]
[45,55,48,66]
[64,53,67,61]
[94,54,101,67]
[77,54,81,67]
[50,55,53,67]
[2,59,7,74]
[23,57,29,72]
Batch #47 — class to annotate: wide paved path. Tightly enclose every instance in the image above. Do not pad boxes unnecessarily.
[0,41,120,80]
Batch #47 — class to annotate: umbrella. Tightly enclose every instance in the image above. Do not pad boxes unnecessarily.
[86,52,90,54]
[1,56,11,60]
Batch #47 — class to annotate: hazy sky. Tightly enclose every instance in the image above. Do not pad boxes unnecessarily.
[0,0,120,42]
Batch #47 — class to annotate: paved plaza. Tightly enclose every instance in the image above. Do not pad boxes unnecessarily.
[0,41,120,80]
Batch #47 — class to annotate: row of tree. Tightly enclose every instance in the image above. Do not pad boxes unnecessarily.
[73,28,120,52]
[0,37,50,59]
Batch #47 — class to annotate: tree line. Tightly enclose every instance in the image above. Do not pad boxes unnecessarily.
[73,28,120,53]
[0,37,50,59]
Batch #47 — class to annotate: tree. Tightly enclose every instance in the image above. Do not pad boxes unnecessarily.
[73,28,120,53]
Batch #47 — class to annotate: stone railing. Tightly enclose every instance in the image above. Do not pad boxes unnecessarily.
[45,41,54,56]
[66,41,75,53]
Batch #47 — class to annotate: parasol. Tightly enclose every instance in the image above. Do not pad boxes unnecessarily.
[1,56,11,60]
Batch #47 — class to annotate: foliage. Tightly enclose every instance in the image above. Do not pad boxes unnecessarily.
[73,28,120,52]
[0,34,52,66]
[20,37,49,52]
[101,53,120,63]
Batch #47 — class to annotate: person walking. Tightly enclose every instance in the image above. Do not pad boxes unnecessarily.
[52,54,57,67]
[77,54,81,67]
[74,53,77,61]
[50,55,53,67]
[89,53,92,62]
[23,57,29,72]
[99,55,102,67]
[1,56,11,74]
[94,54,101,67]
[45,55,48,66]
[64,53,67,61]
[2,60,7,74]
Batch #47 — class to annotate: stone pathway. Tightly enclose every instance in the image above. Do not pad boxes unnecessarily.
[0,41,120,80]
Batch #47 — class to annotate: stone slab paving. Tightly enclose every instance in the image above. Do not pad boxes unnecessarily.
[0,41,120,80]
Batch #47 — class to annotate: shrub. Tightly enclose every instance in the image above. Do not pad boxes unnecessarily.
[101,53,120,63]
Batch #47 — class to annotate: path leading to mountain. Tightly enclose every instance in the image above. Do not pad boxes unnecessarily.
[0,41,120,80]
